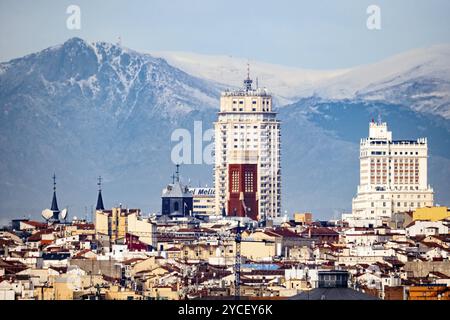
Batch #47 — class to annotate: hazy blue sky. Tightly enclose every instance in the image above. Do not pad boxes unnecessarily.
[1,0,450,68]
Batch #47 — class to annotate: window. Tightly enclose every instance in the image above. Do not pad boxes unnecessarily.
[244,171,254,192]
[231,171,239,193]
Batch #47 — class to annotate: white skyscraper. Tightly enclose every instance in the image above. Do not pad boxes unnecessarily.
[214,70,281,221]
[348,120,434,227]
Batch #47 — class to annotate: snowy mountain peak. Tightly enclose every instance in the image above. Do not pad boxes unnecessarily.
[0,38,220,122]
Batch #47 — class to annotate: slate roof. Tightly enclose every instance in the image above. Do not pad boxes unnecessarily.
[162,181,192,198]
[301,227,339,237]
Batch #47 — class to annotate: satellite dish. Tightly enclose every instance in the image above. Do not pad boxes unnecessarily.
[61,208,68,220]
[41,209,53,221]
[73,216,78,221]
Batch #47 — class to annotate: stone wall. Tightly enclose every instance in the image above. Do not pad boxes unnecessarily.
[404,261,450,277]
[70,259,121,279]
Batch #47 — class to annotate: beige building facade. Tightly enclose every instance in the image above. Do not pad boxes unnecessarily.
[95,207,156,247]
[349,121,434,227]
[189,188,216,216]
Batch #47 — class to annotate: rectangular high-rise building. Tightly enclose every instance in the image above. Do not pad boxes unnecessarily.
[349,120,434,227]
[189,187,216,216]
[214,73,281,221]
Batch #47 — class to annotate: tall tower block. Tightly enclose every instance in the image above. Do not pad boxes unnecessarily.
[214,69,281,221]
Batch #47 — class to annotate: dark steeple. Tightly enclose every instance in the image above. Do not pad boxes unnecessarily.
[51,173,59,213]
[96,176,105,211]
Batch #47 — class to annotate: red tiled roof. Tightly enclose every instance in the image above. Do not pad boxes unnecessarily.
[22,221,47,229]
[428,271,449,279]
[265,228,301,238]
[72,249,93,258]
[73,223,95,230]
[0,239,16,246]
[26,228,53,242]
[301,227,339,236]
[176,228,215,233]
[166,247,181,251]
[122,258,145,265]
[0,259,29,274]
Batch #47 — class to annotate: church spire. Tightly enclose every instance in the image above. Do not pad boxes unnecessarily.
[96,176,105,211]
[51,173,59,213]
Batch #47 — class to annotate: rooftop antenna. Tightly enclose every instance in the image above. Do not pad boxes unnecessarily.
[176,164,180,182]
[243,61,253,91]
[377,113,382,125]
[256,77,259,89]
[53,173,56,190]
[247,62,250,79]
[97,176,102,192]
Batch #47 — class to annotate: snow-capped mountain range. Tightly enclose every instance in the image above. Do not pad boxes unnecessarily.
[154,44,450,118]
[0,37,449,224]
[152,50,348,106]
